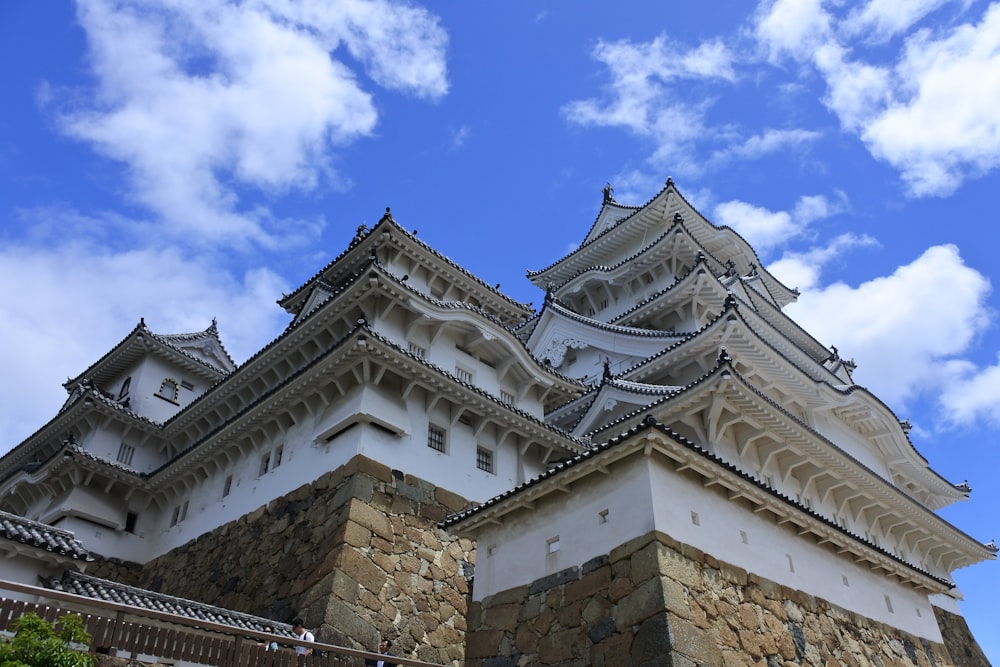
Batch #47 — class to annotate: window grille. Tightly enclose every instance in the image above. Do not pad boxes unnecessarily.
[476,446,494,473]
[455,366,473,383]
[117,443,135,466]
[427,425,446,452]
[500,391,515,405]
[408,342,427,359]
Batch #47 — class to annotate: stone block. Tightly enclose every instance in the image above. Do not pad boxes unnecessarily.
[337,547,389,593]
[538,626,587,664]
[565,563,611,602]
[466,629,508,659]
[669,613,723,666]
[346,499,393,540]
[612,576,665,629]
[485,602,522,632]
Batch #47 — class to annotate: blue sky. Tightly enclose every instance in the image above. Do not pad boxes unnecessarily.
[1,0,998,658]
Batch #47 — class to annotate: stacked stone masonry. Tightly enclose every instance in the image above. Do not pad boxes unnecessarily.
[466,531,990,667]
[89,455,475,666]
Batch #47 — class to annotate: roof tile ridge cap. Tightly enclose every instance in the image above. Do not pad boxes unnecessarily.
[719,362,974,539]
[616,303,730,377]
[61,571,285,623]
[545,227,676,291]
[366,329,587,433]
[546,298,681,338]
[610,257,718,324]
[150,323,370,476]
[278,215,386,306]
[381,213,533,311]
[0,509,81,541]
[62,320,148,390]
[528,181,673,278]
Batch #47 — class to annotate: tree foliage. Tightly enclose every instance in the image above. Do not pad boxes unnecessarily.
[0,612,95,667]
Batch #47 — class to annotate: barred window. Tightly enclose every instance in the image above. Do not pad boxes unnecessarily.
[427,424,446,453]
[500,390,515,405]
[476,446,494,474]
[408,342,427,359]
[455,366,473,383]
[117,443,135,466]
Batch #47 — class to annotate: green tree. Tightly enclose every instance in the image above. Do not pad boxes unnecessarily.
[0,612,95,667]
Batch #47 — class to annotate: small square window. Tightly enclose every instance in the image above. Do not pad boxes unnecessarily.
[547,536,560,554]
[476,446,494,474]
[427,425,446,453]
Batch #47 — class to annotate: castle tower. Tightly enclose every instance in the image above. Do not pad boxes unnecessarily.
[448,181,995,666]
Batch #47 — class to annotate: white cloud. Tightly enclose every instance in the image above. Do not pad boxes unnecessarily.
[939,356,1000,427]
[755,0,832,62]
[862,4,1000,196]
[713,192,846,255]
[843,0,958,41]
[767,232,878,291]
[0,231,290,447]
[53,0,448,247]
[784,244,992,408]
[710,128,821,164]
[563,35,735,175]
[753,0,1000,196]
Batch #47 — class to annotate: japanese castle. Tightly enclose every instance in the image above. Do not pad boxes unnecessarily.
[0,180,992,665]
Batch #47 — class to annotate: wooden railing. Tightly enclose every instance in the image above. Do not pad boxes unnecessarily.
[0,579,447,667]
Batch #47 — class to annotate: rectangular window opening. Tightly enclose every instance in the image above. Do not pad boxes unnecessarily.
[476,446,494,474]
[547,536,560,554]
[259,452,271,476]
[427,424,446,453]
[223,474,233,498]
[125,512,138,533]
[273,444,283,468]
[117,443,135,466]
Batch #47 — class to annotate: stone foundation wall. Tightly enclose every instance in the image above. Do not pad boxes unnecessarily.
[88,455,475,665]
[466,530,989,667]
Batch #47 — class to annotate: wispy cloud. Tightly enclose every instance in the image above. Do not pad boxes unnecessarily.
[52,0,449,248]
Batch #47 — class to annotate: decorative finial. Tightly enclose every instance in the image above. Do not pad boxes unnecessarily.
[602,359,612,381]
[666,176,674,187]
[673,212,683,224]
[602,183,614,204]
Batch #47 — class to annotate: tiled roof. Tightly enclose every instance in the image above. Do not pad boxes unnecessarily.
[0,511,92,561]
[47,571,294,637]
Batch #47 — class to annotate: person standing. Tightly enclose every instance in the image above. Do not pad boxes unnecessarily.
[365,638,397,667]
[292,618,314,657]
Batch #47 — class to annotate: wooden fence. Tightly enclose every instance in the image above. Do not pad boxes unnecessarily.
[0,579,445,667]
